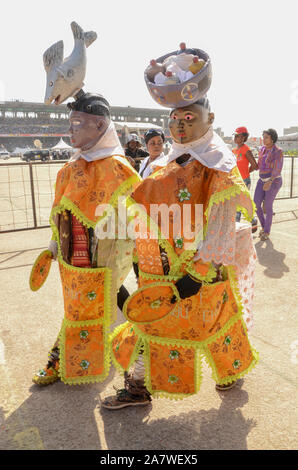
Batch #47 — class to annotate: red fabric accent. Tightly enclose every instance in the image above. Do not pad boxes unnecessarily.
[71,215,91,267]
[233,144,250,180]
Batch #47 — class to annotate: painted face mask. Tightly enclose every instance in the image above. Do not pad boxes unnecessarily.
[169,103,213,144]
[43,21,97,105]
[69,111,109,150]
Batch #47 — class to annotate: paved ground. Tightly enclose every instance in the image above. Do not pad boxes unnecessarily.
[0,198,297,450]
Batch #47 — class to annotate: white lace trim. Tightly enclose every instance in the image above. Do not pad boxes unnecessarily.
[193,195,256,330]
[195,192,253,268]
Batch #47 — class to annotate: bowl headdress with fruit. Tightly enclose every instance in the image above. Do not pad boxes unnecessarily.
[144,43,212,109]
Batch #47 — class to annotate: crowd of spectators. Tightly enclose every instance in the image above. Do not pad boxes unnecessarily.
[0,123,68,134]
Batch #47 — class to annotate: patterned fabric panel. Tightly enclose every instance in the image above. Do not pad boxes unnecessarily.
[59,263,106,322]
[149,343,196,395]
[206,318,254,381]
[62,324,105,381]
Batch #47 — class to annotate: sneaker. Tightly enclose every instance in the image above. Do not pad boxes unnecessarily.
[101,373,151,410]
[101,388,151,409]
[216,380,238,391]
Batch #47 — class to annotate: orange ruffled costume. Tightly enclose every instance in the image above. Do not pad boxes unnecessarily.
[110,159,259,399]
[50,155,141,385]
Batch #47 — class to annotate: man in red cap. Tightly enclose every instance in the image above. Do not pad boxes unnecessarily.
[233,127,258,230]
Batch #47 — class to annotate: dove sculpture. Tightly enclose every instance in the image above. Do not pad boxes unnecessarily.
[43,21,97,105]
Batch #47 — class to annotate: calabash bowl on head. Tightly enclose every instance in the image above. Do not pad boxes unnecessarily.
[144,48,212,109]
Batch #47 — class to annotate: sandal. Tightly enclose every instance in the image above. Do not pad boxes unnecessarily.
[260,232,270,241]
[32,346,60,386]
[32,366,59,386]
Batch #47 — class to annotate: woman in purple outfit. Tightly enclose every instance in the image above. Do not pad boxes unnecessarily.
[254,129,283,241]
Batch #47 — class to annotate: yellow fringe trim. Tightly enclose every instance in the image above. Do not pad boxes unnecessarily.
[139,269,180,282]
[236,202,257,223]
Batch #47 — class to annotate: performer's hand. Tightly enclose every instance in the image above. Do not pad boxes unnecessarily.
[171,274,202,302]
[48,240,58,260]
[133,262,139,280]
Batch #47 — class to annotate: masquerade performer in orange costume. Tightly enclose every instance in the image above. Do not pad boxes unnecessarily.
[31,22,141,386]
[102,44,258,409]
